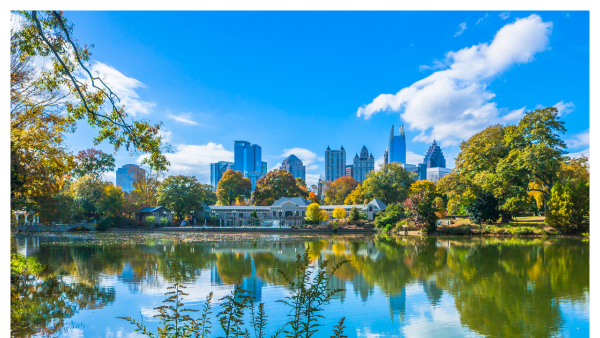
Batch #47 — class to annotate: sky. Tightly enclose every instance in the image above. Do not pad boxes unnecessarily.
[56,11,589,186]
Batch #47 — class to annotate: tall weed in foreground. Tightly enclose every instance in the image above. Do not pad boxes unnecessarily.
[118,248,348,338]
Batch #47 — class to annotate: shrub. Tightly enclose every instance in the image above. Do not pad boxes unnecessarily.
[145,216,157,228]
[95,218,111,231]
[11,253,43,281]
[374,204,403,229]
[466,191,500,225]
[160,217,169,227]
[546,179,589,233]
[348,207,360,221]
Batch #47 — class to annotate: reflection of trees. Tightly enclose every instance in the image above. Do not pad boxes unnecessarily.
[11,277,115,337]
[215,252,252,284]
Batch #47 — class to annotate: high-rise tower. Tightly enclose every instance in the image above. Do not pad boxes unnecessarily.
[280,154,306,181]
[325,146,346,182]
[423,140,446,168]
[352,146,375,183]
[233,140,262,177]
[385,125,406,164]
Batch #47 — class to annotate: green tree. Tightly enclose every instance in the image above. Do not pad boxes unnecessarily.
[96,184,125,220]
[158,175,206,221]
[70,174,106,220]
[72,148,115,178]
[362,163,415,205]
[374,204,403,230]
[296,177,307,190]
[348,207,360,222]
[216,169,251,206]
[324,176,358,205]
[545,178,589,233]
[252,169,307,206]
[466,190,500,225]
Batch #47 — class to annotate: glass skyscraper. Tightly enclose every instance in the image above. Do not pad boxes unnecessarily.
[423,140,446,168]
[384,125,406,165]
[210,161,234,190]
[325,146,346,182]
[233,140,262,177]
[280,154,306,181]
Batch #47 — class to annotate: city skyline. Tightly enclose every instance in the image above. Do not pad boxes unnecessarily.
[57,11,589,187]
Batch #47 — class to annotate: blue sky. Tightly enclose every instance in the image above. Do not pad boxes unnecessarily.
[60,11,590,186]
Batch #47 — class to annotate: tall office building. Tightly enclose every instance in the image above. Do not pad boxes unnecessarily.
[116,164,145,193]
[248,171,263,190]
[210,161,234,190]
[384,125,406,165]
[325,146,346,182]
[261,161,268,176]
[423,140,446,168]
[280,154,306,181]
[234,140,262,177]
[352,146,375,183]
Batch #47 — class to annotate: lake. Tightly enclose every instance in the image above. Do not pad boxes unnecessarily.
[11,232,589,337]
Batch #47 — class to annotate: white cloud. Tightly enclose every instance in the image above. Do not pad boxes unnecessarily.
[407,151,424,164]
[553,100,575,116]
[87,61,155,116]
[356,14,553,147]
[270,162,282,171]
[500,12,510,20]
[567,148,589,159]
[138,142,233,184]
[566,131,589,149]
[305,174,321,187]
[375,155,385,169]
[168,112,199,125]
[158,128,173,143]
[102,172,116,185]
[454,22,467,37]
[476,13,489,25]
[501,107,526,121]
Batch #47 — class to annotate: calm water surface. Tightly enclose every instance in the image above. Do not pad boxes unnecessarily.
[12,233,589,337]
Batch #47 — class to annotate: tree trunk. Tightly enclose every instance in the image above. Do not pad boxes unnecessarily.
[501,212,513,223]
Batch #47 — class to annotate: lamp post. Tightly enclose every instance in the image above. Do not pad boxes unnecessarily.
[191,210,195,227]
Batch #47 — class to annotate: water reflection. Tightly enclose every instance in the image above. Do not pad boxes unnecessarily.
[12,234,589,338]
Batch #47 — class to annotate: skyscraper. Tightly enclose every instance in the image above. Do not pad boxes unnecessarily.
[234,140,262,177]
[352,146,375,183]
[385,125,406,165]
[423,140,446,168]
[261,161,268,176]
[280,154,306,181]
[116,164,145,193]
[210,161,234,190]
[324,146,346,182]
[345,165,353,178]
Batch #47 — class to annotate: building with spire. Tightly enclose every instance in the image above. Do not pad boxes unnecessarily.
[352,146,375,183]
[423,140,451,182]
[280,154,306,181]
[384,125,406,165]
[423,140,446,168]
[325,146,346,182]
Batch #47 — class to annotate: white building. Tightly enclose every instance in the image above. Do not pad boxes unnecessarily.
[426,167,452,183]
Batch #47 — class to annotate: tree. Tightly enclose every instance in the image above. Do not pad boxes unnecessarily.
[434,197,447,219]
[324,176,358,205]
[404,189,438,233]
[332,207,347,220]
[465,191,500,225]
[200,184,218,205]
[145,216,157,228]
[70,174,106,220]
[216,170,251,206]
[348,207,360,222]
[14,11,170,171]
[344,183,365,205]
[122,191,143,222]
[308,191,319,204]
[132,169,162,207]
[296,178,307,190]
[409,180,435,196]
[362,163,415,205]
[158,175,206,221]
[319,210,329,222]
[546,179,589,233]
[96,184,125,220]
[374,204,403,230]
[252,169,307,206]
[72,148,115,178]
[306,203,325,224]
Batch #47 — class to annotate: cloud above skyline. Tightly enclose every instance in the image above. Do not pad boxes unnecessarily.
[454,22,467,37]
[88,61,155,116]
[356,14,553,147]
[168,112,200,125]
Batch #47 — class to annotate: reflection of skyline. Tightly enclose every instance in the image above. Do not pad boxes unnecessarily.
[13,234,589,338]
